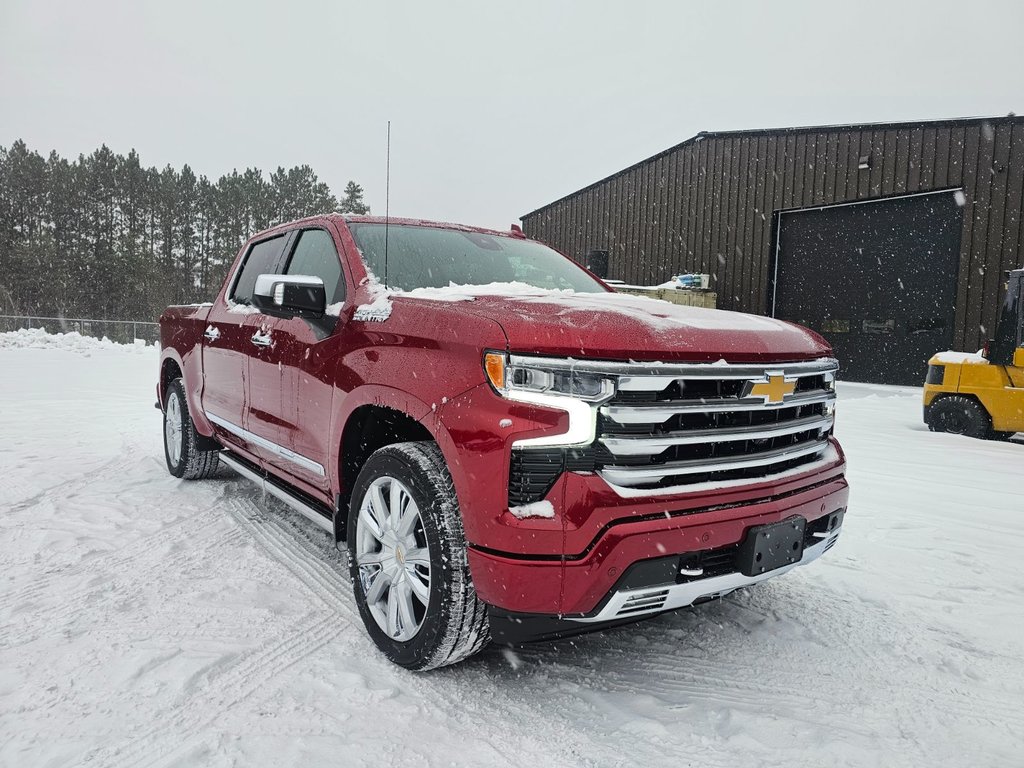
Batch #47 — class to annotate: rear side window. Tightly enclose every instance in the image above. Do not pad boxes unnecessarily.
[231,235,287,304]
[285,229,345,305]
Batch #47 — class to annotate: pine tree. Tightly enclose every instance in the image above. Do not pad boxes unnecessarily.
[0,139,360,322]
[339,181,370,214]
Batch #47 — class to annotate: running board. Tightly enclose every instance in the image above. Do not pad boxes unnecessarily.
[219,451,334,534]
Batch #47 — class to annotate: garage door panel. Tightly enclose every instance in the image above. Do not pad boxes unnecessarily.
[774,191,963,385]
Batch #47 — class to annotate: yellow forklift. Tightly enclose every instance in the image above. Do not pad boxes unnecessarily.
[923,268,1024,440]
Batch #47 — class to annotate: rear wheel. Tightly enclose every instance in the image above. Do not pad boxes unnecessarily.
[163,378,220,479]
[348,441,489,670]
[926,395,991,439]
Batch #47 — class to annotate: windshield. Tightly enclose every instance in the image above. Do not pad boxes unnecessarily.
[348,224,607,293]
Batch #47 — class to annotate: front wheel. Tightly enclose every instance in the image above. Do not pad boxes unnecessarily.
[163,377,220,479]
[926,395,991,439]
[348,441,489,670]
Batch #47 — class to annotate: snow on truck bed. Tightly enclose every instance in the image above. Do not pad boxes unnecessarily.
[0,333,1022,768]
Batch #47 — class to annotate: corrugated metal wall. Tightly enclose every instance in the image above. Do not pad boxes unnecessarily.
[521,117,1024,351]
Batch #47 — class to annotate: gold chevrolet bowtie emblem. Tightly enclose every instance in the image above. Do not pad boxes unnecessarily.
[747,374,797,404]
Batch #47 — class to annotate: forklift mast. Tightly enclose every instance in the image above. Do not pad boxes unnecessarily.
[990,268,1023,366]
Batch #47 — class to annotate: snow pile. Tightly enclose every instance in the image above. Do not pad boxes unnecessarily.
[0,327,151,353]
[933,349,987,364]
[507,500,555,519]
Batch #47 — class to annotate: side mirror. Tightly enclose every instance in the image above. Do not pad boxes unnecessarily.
[252,274,326,319]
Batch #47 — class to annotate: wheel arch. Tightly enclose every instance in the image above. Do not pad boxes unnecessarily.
[331,386,466,541]
[159,347,215,438]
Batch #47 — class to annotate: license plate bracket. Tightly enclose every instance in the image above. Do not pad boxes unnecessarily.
[737,516,807,577]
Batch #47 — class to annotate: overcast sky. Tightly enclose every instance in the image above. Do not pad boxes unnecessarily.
[2,0,1022,229]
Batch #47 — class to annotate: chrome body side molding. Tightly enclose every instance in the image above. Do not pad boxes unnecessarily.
[205,411,326,477]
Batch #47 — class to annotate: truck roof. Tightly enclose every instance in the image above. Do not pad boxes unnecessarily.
[245,213,524,244]
[256,212,517,238]
[338,214,519,238]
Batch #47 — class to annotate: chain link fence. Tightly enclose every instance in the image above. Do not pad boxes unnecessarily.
[0,315,160,345]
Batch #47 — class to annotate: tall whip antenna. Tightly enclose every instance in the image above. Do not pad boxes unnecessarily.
[384,120,391,288]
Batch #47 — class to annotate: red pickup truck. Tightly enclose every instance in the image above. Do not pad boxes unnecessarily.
[158,214,848,670]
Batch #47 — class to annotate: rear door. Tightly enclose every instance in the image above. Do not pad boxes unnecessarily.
[201,233,289,452]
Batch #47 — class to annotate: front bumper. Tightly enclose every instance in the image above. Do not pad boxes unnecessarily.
[573,519,841,624]
[469,472,849,619]
[488,514,843,644]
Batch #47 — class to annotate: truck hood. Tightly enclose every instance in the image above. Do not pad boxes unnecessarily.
[389,285,831,363]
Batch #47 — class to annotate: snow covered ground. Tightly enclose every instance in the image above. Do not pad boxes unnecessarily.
[1,331,1022,768]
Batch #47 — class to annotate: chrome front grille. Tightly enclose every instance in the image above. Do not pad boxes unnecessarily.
[505,356,839,502]
[593,358,838,491]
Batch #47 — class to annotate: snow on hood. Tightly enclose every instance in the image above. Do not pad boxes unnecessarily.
[358,281,830,363]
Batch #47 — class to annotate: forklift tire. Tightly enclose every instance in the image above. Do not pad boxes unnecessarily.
[926,395,991,439]
[990,430,1017,441]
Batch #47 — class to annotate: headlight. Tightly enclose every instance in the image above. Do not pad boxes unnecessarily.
[483,352,615,447]
[484,352,615,402]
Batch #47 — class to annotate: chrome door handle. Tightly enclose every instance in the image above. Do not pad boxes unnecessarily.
[250,330,272,347]
[204,325,220,342]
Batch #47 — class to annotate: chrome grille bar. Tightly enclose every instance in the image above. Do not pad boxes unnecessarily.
[599,439,830,487]
[599,414,834,456]
[617,366,833,391]
[602,391,835,424]
[507,354,839,379]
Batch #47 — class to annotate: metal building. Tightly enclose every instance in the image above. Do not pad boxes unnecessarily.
[521,116,1024,384]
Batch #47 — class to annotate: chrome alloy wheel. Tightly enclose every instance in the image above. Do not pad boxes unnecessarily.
[355,476,432,642]
[164,391,183,466]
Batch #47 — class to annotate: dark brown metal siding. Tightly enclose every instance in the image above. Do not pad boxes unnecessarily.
[522,117,1024,351]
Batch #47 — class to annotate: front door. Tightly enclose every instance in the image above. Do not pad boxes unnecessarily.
[245,226,349,493]
[201,233,289,452]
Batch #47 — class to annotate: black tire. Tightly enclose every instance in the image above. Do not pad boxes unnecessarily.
[163,377,220,479]
[990,430,1017,441]
[926,395,991,439]
[347,441,489,670]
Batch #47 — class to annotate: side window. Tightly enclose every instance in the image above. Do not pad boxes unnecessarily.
[285,229,345,305]
[231,235,287,304]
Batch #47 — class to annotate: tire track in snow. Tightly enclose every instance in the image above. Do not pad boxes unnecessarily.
[83,613,344,768]
[1,520,244,648]
[0,458,233,614]
[1,445,143,515]
[217,491,596,768]
[0,507,224,615]
[81,493,353,768]
[124,489,593,768]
